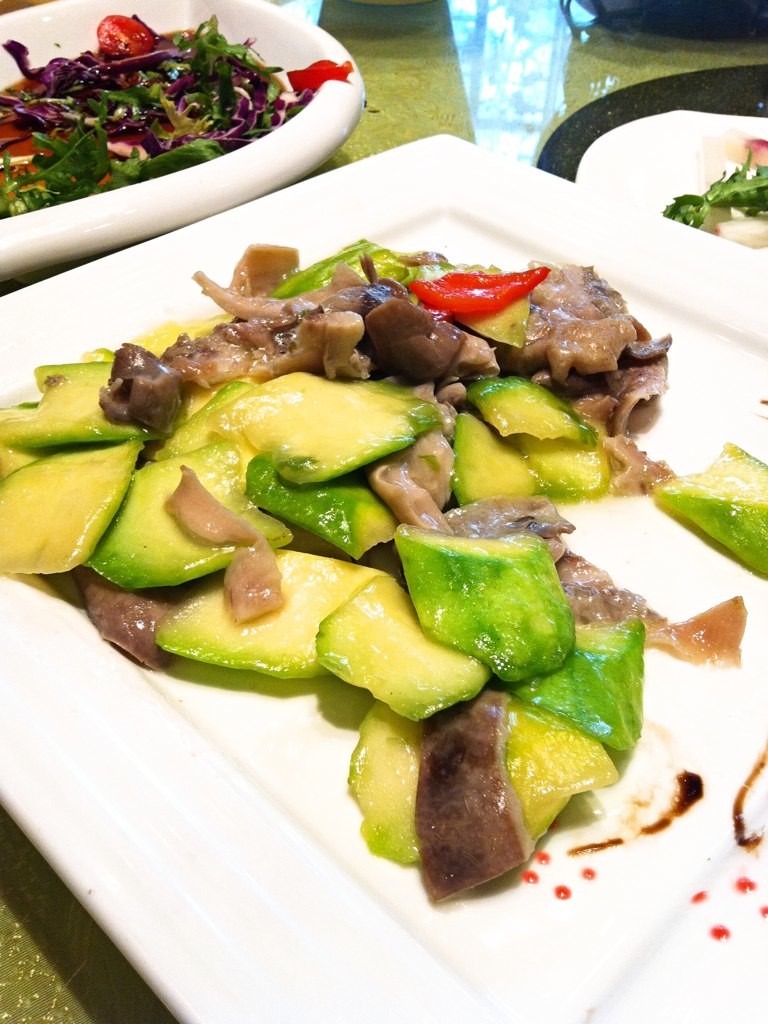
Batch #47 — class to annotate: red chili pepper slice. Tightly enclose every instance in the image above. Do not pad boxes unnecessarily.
[286,60,354,93]
[409,266,550,315]
[97,15,155,59]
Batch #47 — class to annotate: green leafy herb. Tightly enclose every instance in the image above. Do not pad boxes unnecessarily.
[663,157,768,229]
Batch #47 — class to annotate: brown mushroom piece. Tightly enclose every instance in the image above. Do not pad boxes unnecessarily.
[367,430,454,531]
[364,297,464,381]
[557,551,746,665]
[100,343,183,434]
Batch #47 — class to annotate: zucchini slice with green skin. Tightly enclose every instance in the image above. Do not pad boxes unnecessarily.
[467,375,597,446]
[156,551,380,676]
[452,412,538,504]
[654,442,768,574]
[395,525,575,683]
[246,454,397,560]
[216,372,442,484]
[317,573,490,720]
[512,619,645,751]
[0,362,160,448]
[0,440,142,574]
[348,701,422,864]
[88,440,290,589]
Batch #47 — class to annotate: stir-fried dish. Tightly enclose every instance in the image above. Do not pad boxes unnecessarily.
[1,239,763,900]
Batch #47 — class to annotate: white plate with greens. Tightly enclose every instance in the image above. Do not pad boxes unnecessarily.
[575,110,768,248]
[0,0,362,282]
[1,135,767,1024]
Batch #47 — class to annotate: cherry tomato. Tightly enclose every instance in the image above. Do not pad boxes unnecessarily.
[96,15,155,59]
[286,60,354,92]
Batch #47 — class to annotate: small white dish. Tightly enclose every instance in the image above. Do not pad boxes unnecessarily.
[1,135,767,1024]
[576,109,768,217]
[0,0,363,281]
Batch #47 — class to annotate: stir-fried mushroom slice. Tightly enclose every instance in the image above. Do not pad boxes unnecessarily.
[191,270,317,323]
[227,244,300,296]
[72,566,176,670]
[100,343,183,434]
[416,690,534,901]
[365,297,499,383]
[270,309,369,380]
[445,497,575,561]
[557,551,746,664]
[224,538,284,623]
[166,466,264,546]
[367,430,454,531]
[499,266,671,414]
[557,551,670,628]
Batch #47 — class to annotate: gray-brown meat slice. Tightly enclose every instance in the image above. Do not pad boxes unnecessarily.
[72,566,176,669]
[415,690,534,901]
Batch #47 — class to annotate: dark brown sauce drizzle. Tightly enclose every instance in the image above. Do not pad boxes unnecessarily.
[640,770,704,835]
[569,836,624,857]
[733,742,768,851]
[567,771,704,856]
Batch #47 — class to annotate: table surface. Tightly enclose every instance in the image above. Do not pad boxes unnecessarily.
[1,0,766,1019]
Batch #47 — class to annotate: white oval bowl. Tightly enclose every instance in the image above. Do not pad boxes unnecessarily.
[0,0,364,280]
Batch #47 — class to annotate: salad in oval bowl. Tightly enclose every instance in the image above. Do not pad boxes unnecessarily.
[0,0,363,281]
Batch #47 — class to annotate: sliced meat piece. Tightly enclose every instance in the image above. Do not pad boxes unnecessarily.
[161,320,279,386]
[166,466,263,546]
[100,343,182,434]
[72,565,175,669]
[646,596,747,667]
[606,357,670,436]
[224,538,284,623]
[603,435,675,495]
[557,551,745,665]
[504,265,639,384]
[367,430,453,530]
[416,689,534,901]
[557,551,667,628]
[445,497,575,560]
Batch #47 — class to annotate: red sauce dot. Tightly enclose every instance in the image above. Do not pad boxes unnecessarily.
[581,868,596,881]
[536,851,551,866]
[710,924,731,942]
[554,885,572,900]
[760,906,768,919]
[521,870,539,885]
[735,876,757,893]
[691,890,709,904]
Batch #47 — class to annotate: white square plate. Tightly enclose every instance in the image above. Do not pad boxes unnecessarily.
[0,0,363,281]
[1,136,767,1024]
